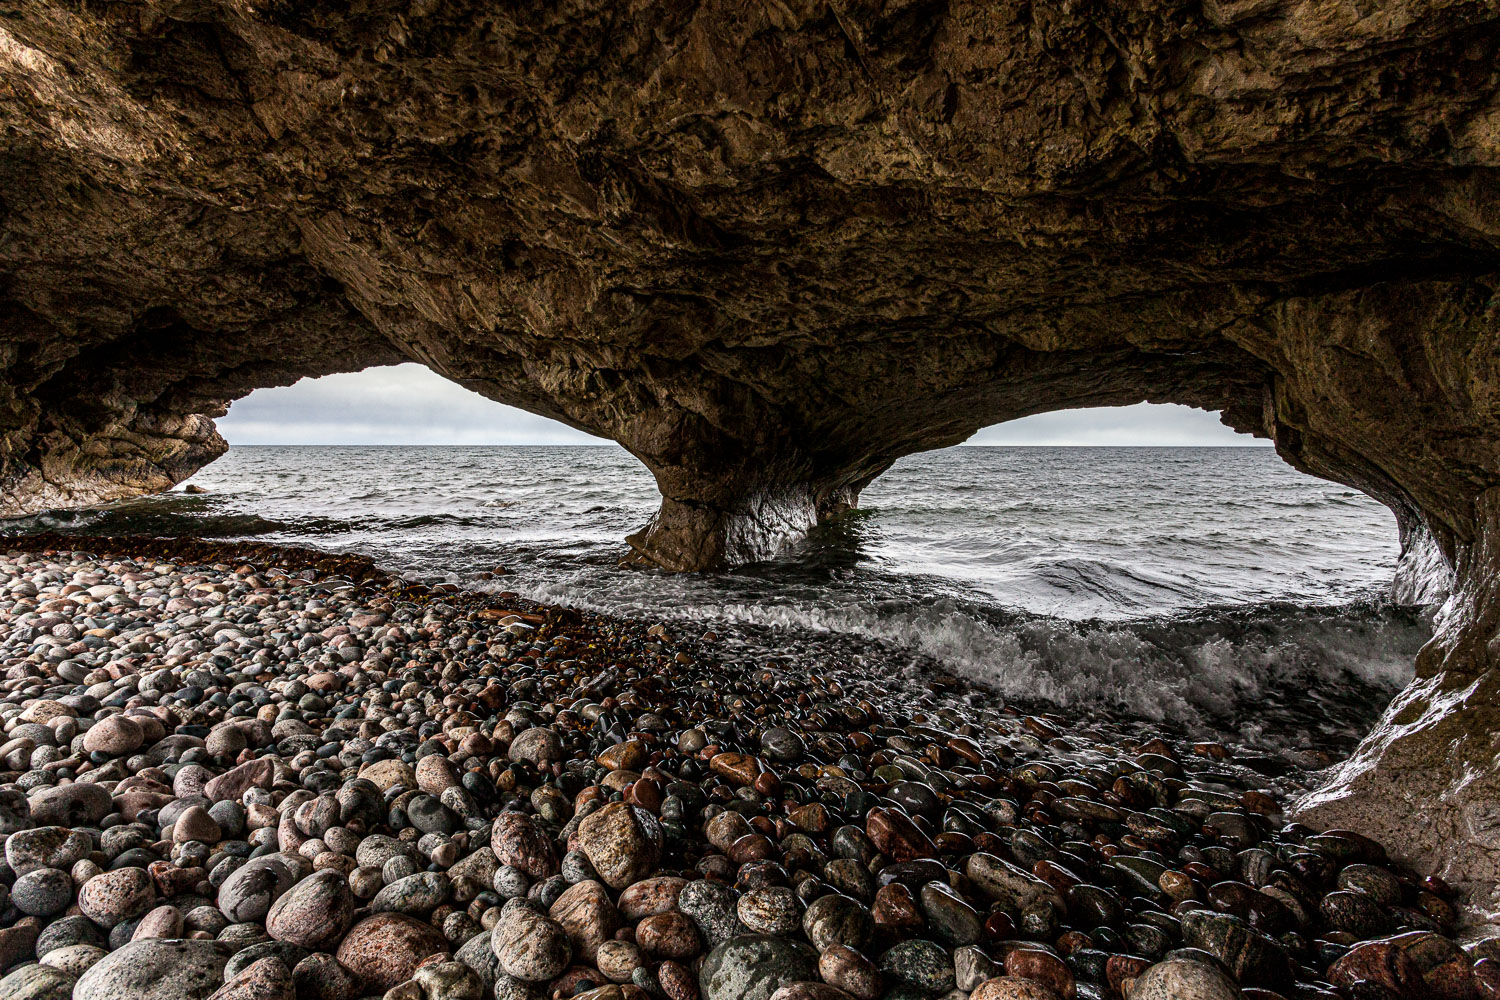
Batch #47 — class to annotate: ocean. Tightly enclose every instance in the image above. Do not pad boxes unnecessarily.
[6,445,1433,757]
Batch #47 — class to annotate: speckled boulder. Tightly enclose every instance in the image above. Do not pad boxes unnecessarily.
[1123,958,1241,1000]
[74,939,231,1000]
[700,935,819,1000]
[492,906,573,982]
[0,963,76,1000]
[265,870,355,949]
[217,854,308,924]
[77,867,156,929]
[28,783,111,826]
[335,912,449,993]
[576,803,662,890]
[490,812,559,880]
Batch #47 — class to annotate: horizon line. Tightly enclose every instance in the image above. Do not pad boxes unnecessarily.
[220,441,1274,448]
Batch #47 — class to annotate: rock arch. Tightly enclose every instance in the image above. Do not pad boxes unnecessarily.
[3,0,1500,911]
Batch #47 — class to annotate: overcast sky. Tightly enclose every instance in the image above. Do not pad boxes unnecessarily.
[217,363,1266,447]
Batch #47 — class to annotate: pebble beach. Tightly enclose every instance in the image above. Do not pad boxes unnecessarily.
[0,537,1486,1000]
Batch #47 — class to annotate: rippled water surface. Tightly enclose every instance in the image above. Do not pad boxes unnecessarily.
[7,445,1432,755]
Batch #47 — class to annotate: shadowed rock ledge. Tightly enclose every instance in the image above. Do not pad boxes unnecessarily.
[3,0,1500,912]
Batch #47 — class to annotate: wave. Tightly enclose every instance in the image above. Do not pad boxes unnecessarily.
[0,504,516,539]
[516,573,1427,748]
[1,507,296,538]
[1020,557,1211,610]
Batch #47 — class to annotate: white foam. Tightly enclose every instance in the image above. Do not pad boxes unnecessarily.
[515,577,1425,728]
[1391,521,1453,606]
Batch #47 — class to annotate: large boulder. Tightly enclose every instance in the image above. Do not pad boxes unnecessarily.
[74,939,231,1000]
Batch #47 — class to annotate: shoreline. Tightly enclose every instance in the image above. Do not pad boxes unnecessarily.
[0,535,1487,1000]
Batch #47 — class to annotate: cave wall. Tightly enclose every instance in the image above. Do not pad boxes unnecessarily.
[4,0,1500,909]
[4,0,1498,554]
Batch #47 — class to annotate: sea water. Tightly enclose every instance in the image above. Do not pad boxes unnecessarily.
[8,445,1433,755]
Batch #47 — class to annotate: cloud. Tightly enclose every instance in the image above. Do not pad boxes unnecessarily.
[218,364,606,445]
[218,364,1267,447]
[968,403,1266,446]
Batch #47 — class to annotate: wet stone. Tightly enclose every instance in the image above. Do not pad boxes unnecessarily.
[637,911,702,959]
[598,741,649,771]
[1321,888,1390,937]
[760,726,806,762]
[865,808,937,861]
[1065,884,1123,928]
[878,940,956,996]
[1002,948,1074,999]
[508,728,562,766]
[969,978,1065,1000]
[700,935,819,1000]
[492,906,572,982]
[577,803,662,889]
[738,886,801,935]
[1180,909,1293,988]
[954,946,1000,992]
[1124,957,1241,1000]
[549,878,621,962]
[919,882,982,946]
[618,876,686,919]
[820,944,883,1000]
[491,812,559,880]
[966,854,1063,915]
[871,882,924,931]
[803,892,874,952]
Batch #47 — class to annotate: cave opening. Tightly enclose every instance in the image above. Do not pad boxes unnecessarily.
[200,366,1418,625]
[165,366,1427,636]
[146,373,1430,769]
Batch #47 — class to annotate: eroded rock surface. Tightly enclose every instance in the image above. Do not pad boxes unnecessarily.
[3,0,1500,911]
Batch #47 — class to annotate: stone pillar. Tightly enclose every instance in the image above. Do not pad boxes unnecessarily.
[621,483,861,572]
